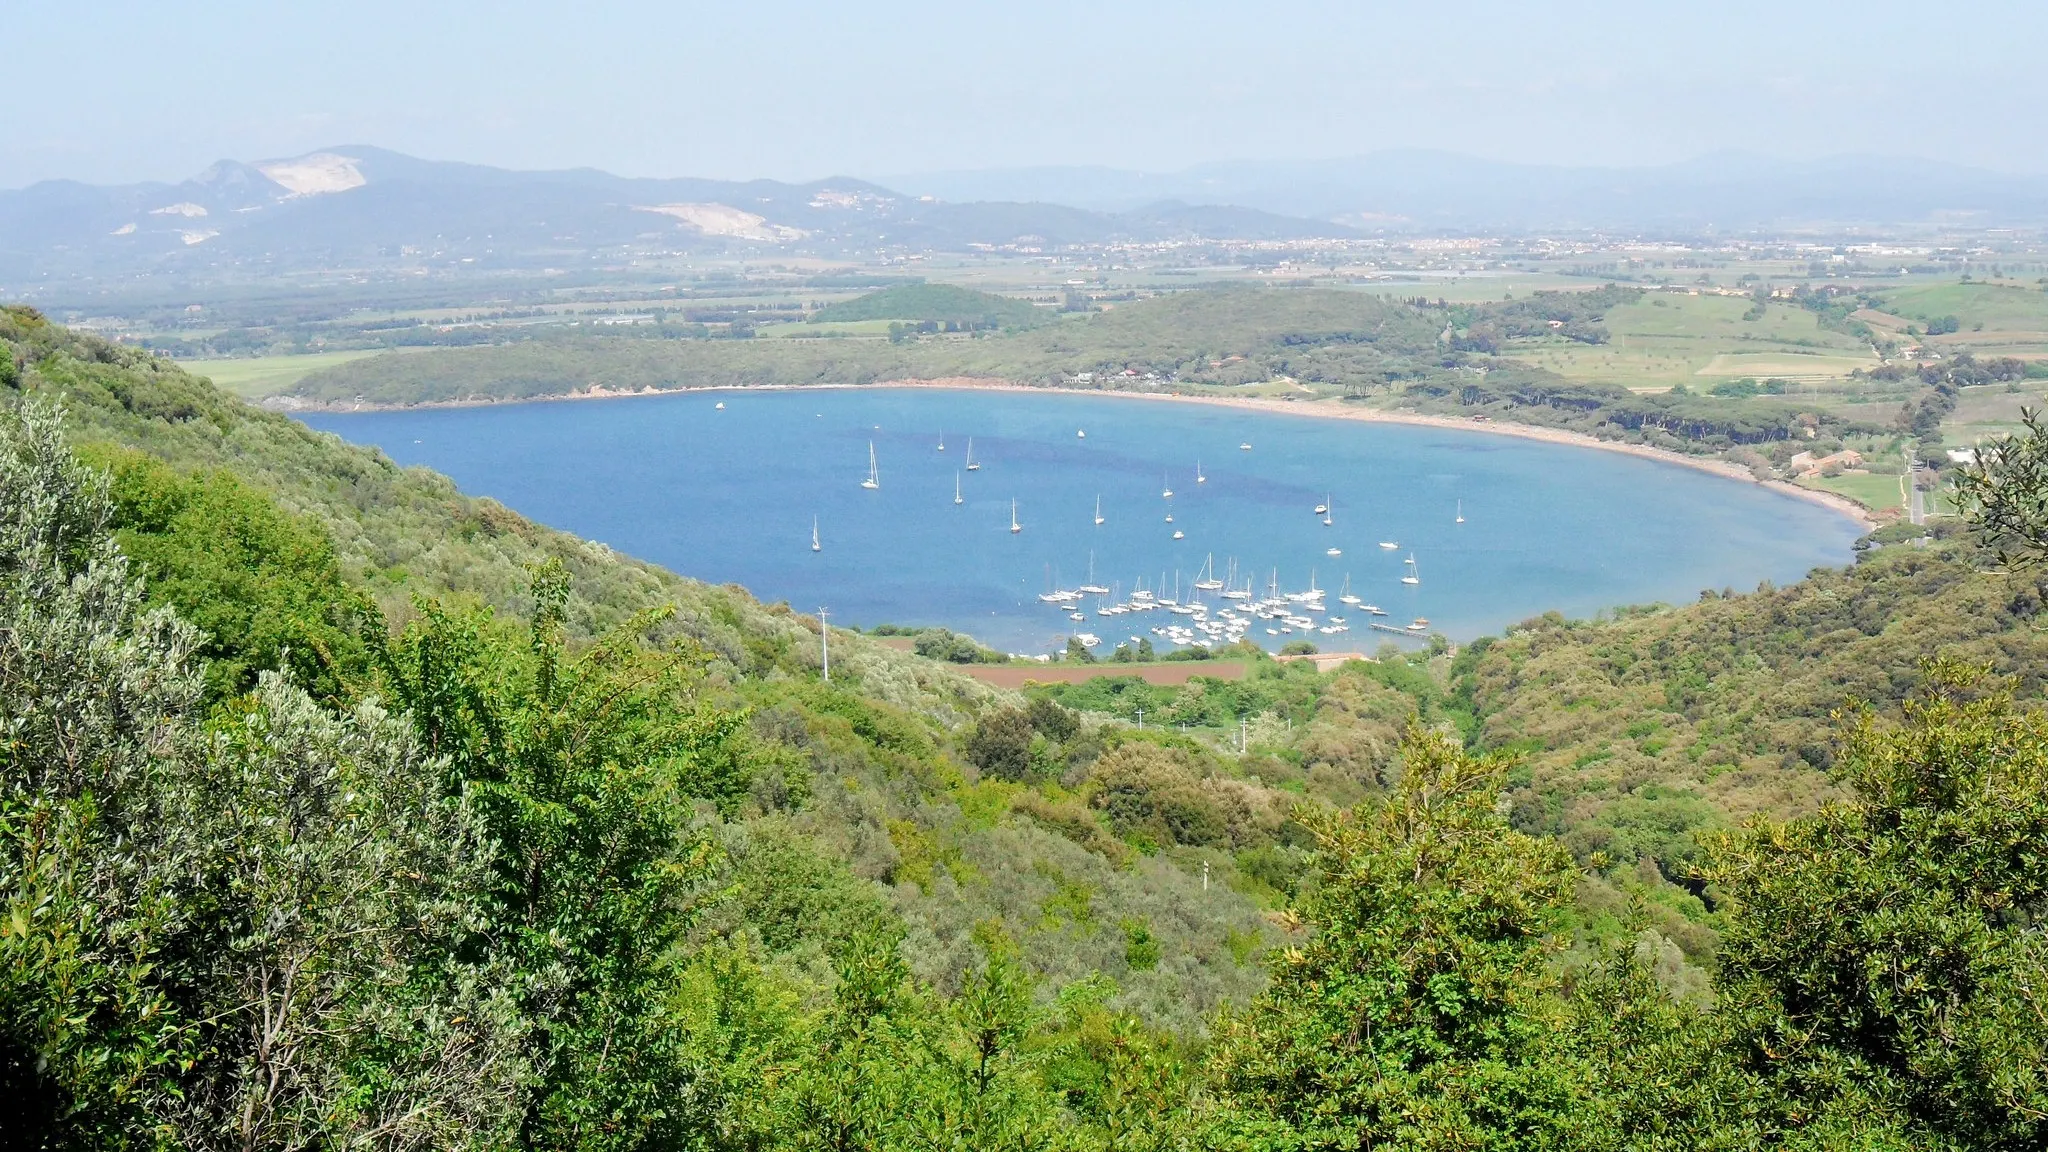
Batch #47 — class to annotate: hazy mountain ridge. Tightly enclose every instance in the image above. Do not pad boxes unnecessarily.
[891,149,2048,229]
[0,146,1353,283]
[17,143,2048,288]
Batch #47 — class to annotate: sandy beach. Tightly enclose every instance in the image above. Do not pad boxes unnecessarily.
[272,376,1879,531]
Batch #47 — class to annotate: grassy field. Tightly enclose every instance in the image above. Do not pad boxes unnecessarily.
[178,351,385,399]
[1875,281,2048,359]
[1804,470,1904,513]
[1505,292,1876,390]
[1876,281,2048,330]
[1693,352,1876,380]
[1927,379,2048,465]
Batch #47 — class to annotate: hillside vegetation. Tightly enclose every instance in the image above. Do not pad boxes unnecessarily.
[809,283,1053,330]
[284,284,1887,459]
[0,307,1305,1019]
[8,307,2048,1148]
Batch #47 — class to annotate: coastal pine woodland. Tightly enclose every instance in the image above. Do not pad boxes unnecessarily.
[5,302,2048,1150]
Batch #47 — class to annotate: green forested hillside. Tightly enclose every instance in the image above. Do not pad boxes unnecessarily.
[281,285,1445,404]
[280,284,1881,459]
[7,305,2047,1149]
[809,283,1053,329]
[1465,528,2045,859]
[0,308,1293,1020]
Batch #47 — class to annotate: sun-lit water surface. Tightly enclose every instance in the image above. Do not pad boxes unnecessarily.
[299,389,1863,654]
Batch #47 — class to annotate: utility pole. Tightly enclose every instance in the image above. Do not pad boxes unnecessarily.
[1135,708,1145,731]
[1239,714,1247,754]
[818,607,830,682]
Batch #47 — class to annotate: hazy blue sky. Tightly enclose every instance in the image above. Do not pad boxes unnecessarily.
[11,0,2046,188]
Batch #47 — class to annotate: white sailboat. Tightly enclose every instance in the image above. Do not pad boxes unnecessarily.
[1193,555,1224,592]
[1314,496,1328,515]
[811,516,821,553]
[1456,499,1465,524]
[1172,529,1185,540]
[1402,554,1421,585]
[1339,575,1362,606]
[861,441,880,490]
[965,438,980,471]
[1010,499,1022,534]
[1379,540,1399,550]
[1327,546,1342,557]
[1239,441,1252,451]
[1323,495,1334,527]
[937,432,945,451]
[1078,551,1109,596]
[954,472,963,506]
[1161,473,1173,499]
[1196,461,1207,483]
[1094,495,1104,526]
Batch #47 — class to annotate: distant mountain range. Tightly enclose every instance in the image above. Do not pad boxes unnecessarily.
[889,151,2048,231]
[10,146,2048,289]
[0,146,1351,285]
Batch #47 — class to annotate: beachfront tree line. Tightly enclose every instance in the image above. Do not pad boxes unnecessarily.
[4,389,2046,1149]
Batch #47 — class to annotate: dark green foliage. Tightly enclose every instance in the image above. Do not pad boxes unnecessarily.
[0,401,526,1151]
[1706,661,2048,1146]
[1708,377,1787,398]
[968,705,1037,781]
[1087,741,1276,850]
[1956,406,2048,570]
[911,625,1006,663]
[718,821,895,955]
[87,445,377,708]
[1027,695,1079,742]
[1458,539,2048,892]
[1121,920,1162,971]
[373,564,753,1146]
[1211,728,1581,1148]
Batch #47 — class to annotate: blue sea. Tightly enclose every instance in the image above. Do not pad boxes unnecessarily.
[299,388,1864,654]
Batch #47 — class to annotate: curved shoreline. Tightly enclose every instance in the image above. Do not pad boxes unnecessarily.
[875,378,1879,533]
[273,377,1878,532]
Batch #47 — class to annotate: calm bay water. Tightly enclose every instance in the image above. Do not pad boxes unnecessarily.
[300,389,1863,654]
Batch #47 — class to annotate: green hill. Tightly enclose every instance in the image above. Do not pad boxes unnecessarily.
[9,303,2048,1148]
[808,282,1053,329]
[1,305,1306,1014]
